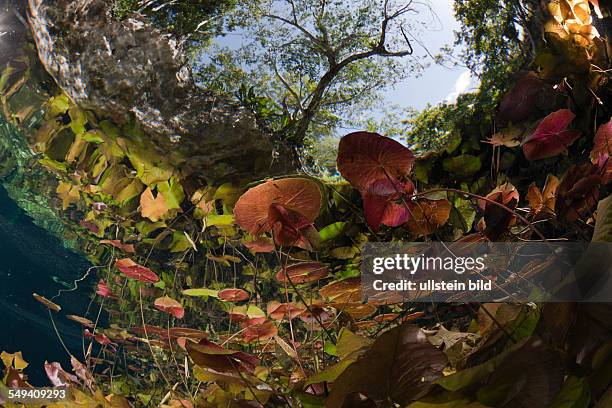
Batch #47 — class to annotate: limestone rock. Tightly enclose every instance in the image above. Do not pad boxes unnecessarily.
[27,0,293,181]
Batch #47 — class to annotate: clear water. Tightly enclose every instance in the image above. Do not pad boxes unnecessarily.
[0,185,92,385]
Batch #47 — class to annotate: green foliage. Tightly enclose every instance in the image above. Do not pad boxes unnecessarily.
[112,0,241,44]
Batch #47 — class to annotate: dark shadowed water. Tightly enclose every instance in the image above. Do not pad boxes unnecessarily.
[0,185,92,385]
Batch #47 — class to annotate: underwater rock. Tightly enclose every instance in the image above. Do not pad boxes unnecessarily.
[27,0,294,181]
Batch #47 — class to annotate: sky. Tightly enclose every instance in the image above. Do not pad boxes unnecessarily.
[381,0,474,110]
[209,0,474,116]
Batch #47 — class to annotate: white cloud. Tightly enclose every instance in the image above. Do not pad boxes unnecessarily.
[445,71,473,103]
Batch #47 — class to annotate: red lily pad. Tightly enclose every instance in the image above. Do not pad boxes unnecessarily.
[337,132,415,191]
[405,198,452,236]
[32,293,61,312]
[218,288,250,302]
[100,239,135,253]
[276,262,329,284]
[244,237,275,253]
[267,301,306,320]
[115,258,159,283]
[268,203,319,250]
[362,178,414,231]
[480,183,520,240]
[154,296,185,319]
[234,178,322,235]
[96,279,117,298]
[522,109,581,161]
[242,321,278,343]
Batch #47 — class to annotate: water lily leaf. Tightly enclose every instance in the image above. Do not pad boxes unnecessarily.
[405,198,452,236]
[66,315,94,327]
[362,178,414,231]
[140,187,169,222]
[218,288,250,302]
[186,339,259,374]
[443,154,482,177]
[204,214,234,228]
[115,258,159,283]
[242,321,278,343]
[522,109,581,161]
[156,177,184,210]
[96,280,117,299]
[182,288,219,298]
[234,178,322,235]
[266,301,306,320]
[337,131,415,191]
[555,163,601,222]
[56,181,80,210]
[243,237,275,253]
[590,119,612,163]
[547,376,591,408]
[1,351,28,370]
[100,239,135,253]
[319,222,347,243]
[481,182,519,240]
[32,293,61,312]
[326,324,447,407]
[593,195,612,242]
[475,337,563,408]
[154,296,185,319]
[319,277,362,304]
[527,175,559,218]
[497,71,551,124]
[276,262,329,284]
[268,203,320,250]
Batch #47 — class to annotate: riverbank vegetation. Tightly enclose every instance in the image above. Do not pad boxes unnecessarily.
[1,0,612,407]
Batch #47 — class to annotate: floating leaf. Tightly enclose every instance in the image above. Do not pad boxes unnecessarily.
[32,293,61,312]
[319,277,361,305]
[96,279,117,298]
[244,237,275,253]
[337,131,415,191]
[480,183,519,240]
[100,239,135,253]
[556,163,601,222]
[234,178,322,235]
[319,222,347,243]
[242,321,278,343]
[497,71,551,124]
[218,288,250,302]
[268,203,320,250]
[362,178,414,231]
[405,199,452,236]
[56,181,80,210]
[593,195,612,242]
[276,262,329,284]
[526,175,559,218]
[115,258,159,283]
[443,154,482,177]
[154,296,185,319]
[590,118,612,163]
[182,288,219,298]
[267,301,306,320]
[140,187,169,222]
[522,109,581,161]
[186,339,259,374]
[326,324,447,407]
[66,315,94,327]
